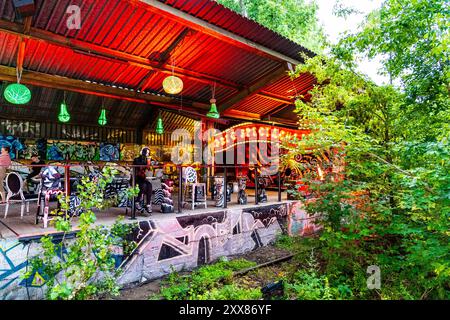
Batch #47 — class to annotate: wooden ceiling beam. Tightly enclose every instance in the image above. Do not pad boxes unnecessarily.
[0,19,240,91]
[133,0,306,65]
[0,65,209,112]
[218,63,289,113]
[256,92,292,104]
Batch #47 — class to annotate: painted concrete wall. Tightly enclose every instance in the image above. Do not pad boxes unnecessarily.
[0,201,319,300]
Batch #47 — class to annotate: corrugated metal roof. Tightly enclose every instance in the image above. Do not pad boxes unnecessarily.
[158,0,316,60]
[147,109,199,133]
[0,82,153,128]
[0,0,317,121]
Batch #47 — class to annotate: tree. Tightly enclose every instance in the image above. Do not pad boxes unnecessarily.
[338,0,449,141]
[288,0,449,299]
[216,0,327,53]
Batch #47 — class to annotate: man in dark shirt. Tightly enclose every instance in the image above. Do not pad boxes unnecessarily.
[133,147,152,216]
[26,154,45,192]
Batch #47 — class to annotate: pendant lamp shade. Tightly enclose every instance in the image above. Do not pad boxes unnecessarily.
[4,83,31,104]
[162,76,183,95]
[207,98,220,119]
[156,113,164,134]
[98,108,107,126]
[58,102,70,123]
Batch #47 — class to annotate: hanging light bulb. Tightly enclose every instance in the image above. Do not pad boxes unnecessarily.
[98,108,107,126]
[58,102,70,123]
[156,112,164,134]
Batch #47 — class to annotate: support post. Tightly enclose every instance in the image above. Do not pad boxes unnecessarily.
[278,171,282,202]
[64,164,70,219]
[254,167,258,205]
[223,167,227,209]
[178,166,183,214]
[131,166,136,220]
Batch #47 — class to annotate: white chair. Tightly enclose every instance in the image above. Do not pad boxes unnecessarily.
[182,167,207,210]
[4,172,38,219]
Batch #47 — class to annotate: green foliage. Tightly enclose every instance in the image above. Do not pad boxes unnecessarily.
[196,284,262,300]
[284,250,348,300]
[157,258,257,300]
[286,0,449,300]
[216,0,326,52]
[23,167,139,300]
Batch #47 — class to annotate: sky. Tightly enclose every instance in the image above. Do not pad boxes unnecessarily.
[312,0,388,85]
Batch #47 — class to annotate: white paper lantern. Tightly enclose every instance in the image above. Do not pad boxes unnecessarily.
[163,76,183,94]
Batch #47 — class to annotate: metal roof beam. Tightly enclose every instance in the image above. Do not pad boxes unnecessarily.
[134,0,303,65]
[218,63,289,113]
[0,19,240,91]
[256,92,292,105]
[0,65,209,112]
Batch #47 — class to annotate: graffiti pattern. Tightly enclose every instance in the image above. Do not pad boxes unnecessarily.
[99,143,120,162]
[104,179,132,208]
[287,202,322,236]
[117,203,289,285]
[0,201,316,299]
[0,240,46,300]
[46,141,99,161]
[0,134,25,159]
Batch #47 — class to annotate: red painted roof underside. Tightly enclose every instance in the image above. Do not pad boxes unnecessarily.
[0,0,316,128]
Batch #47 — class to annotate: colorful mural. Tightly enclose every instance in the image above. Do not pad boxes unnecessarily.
[0,201,320,299]
[120,144,142,162]
[117,203,289,285]
[46,140,99,161]
[0,134,25,160]
[99,143,120,161]
[0,240,44,300]
[287,202,322,236]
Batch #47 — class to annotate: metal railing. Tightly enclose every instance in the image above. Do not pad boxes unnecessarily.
[6,162,287,219]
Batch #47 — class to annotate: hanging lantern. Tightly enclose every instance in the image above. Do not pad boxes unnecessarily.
[207,98,220,119]
[4,83,31,105]
[156,113,164,135]
[98,108,107,126]
[58,102,70,123]
[162,75,183,94]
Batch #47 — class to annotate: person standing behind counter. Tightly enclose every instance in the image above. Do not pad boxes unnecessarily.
[25,154,45,192]
[0,146,12,203]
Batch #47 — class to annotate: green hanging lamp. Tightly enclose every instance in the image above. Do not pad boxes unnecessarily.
[98,108,107,126]
[4,83,31,105]
[156,111,164,134]
[207,98,220,119]
[58,92,70,123]
[58,102,70,123]
[207,82,220,119]
[4,66,31,105]
[98,98,107,126]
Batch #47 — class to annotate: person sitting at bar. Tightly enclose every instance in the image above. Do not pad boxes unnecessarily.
[0,146,12,203]
[133,147,153,215]
[25,154,45,192]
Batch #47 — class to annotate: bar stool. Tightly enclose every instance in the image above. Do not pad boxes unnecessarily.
[182,167,207,210]
[213,176,225,207]
[237,176,248,205]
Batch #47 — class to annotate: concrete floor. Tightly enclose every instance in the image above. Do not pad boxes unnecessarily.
[0,190,288,239]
